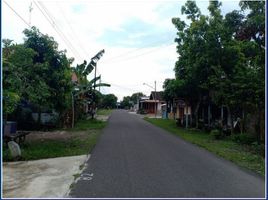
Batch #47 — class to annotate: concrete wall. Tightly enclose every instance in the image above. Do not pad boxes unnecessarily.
[32,112,59,124]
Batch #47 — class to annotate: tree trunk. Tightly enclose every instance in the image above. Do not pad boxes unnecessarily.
[194,99,201,128]
[208,103,211,126]
[186,103,188,129]
[255,106,264,144]
[38,107,42,127]
[226,105,233,134]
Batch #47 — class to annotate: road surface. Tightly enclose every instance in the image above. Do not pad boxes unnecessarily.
[70,110,265,198]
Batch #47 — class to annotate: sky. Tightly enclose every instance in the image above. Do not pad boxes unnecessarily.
[2,0,241,101]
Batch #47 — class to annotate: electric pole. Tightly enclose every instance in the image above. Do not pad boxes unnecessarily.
[99,75,101,92]
[155,81,157,118]
[29,2,33,26]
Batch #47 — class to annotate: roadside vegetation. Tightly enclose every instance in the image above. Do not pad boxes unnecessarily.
[97,109,113,116]
[3,25,117,161]
[3,118,107,161]
[145,118,265,176]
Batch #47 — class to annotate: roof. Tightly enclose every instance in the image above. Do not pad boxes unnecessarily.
[140,99,160,103]
[149,91,164,101]
[140,96,149,100]
[71,72,78,83]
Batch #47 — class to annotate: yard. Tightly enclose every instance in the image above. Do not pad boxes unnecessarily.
[145,118,265,176]
[3,118,107,161]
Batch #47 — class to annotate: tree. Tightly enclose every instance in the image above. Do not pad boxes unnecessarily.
[170,0,264,138]
[2,40,50,124]
[120,96,132,109]
[130,92,145,104]
[23,27,73,124]
[100,94,118,109]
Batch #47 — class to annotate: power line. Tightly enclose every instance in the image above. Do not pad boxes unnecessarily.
[4,1,31,28]
[104,43,174,64]
[56,2,89,58]
[37,1,83,60]
[102,81,147,93]
[102,38,174,63]
[33,1,83,61]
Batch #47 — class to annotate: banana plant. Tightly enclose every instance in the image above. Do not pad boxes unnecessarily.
[70,50,107,123]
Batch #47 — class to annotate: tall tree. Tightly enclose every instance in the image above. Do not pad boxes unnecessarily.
[170,0,265,138]
[23,27,73,123]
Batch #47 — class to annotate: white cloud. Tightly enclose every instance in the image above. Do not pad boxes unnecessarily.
[2,0,240,101]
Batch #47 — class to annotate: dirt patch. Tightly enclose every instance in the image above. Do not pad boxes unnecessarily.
[26,130,93,142]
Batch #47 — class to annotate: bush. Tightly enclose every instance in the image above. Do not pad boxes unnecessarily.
[251,142,265,157]
[138,109,147,114]
[232,134,256,145]
[210,129,222,140]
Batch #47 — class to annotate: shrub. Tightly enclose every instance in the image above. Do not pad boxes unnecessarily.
[210,129,222,140]
[232,134,256,145]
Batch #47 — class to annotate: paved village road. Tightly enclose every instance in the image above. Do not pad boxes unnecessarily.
[70,110,265,198]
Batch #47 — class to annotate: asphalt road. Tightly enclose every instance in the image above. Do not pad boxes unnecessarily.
[70,110,265,198]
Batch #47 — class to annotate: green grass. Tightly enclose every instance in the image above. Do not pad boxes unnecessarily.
[3,119,106,161]
[68,119,107,131]
[97,109,113,116]
[145,118,265,176]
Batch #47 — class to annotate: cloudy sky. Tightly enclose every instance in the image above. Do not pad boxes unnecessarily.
[3,0,240,100]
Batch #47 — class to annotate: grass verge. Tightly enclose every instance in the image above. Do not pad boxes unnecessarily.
[96,109,113,116]
[145,118,265,176]
[3,119,106,161]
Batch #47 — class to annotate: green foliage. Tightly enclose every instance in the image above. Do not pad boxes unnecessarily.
[120,92,145,109]
[120,96,132,109]
[3,27,110,127]
[232,134,256,145]
[130,92,145,103]
[70,119,107,131]
[100,94,118,109]
[97,109,113,116]
[3,91,20,115]
[210,129,222,140]
[168,0,265,137]
[23,27,73,114]
[3,26,74,125]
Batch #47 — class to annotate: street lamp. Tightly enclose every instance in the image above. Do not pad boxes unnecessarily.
[143,81,157,118]
[71,86,80,128]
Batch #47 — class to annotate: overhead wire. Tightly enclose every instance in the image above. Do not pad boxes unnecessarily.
[3,1,31,28]
[103,43,174,64]
[102,81,148,93]
[33,0,83,61]
[56,2,89,58]
[102,39,174,63]
[37,1,83,60]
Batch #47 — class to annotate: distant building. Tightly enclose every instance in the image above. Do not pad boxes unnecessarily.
[139,91,165,115]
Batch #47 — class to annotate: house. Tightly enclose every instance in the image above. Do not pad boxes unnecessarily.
[139,91,165,115]
[165,98,192,128]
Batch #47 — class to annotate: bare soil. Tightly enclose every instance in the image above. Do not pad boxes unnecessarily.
[27,130,92,142]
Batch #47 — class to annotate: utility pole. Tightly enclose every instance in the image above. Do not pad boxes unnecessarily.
[71,91,74,128]
[99,75,101,92]
[143,81,157,118]
[154,81,157,118]
[29,2,33,26]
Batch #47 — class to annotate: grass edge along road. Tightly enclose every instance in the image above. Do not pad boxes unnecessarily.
[145,118,265,176]
[97,109,113,116]
[3,118,107,161]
